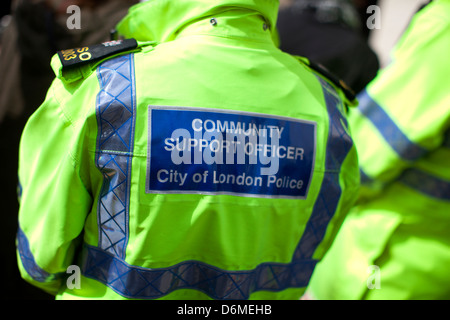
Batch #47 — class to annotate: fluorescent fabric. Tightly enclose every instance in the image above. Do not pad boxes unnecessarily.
[307,0,450,300]
[17,0,359,299]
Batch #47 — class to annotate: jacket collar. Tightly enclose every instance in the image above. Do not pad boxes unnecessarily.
[116,0,279,43]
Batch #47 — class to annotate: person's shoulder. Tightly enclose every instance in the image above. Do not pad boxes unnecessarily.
[57,39,138,70]
[292,55,356,104]
[47,38,153,116]
[309,60,356,103]
[51,38,150,85]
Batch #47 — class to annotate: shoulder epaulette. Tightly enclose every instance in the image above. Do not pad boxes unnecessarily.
[57,38,138,69]
[307,60,356,102]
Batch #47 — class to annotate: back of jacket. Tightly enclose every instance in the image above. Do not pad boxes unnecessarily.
[307,0,450,300]
[17,0,360,300]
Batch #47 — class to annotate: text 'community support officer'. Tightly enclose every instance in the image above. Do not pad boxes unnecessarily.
[17,0,360,300]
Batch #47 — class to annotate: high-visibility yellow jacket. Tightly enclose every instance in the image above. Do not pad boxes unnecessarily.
[17,0,359,300]
[308,0,450,300]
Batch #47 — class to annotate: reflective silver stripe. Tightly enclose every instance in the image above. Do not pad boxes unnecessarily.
[82,244,317,300]
[360,166,450,201]
[95,54,136,259]
[357,90,429,161]
[399,168,450,201]
[17,227,63,282]
[293,77,354,260]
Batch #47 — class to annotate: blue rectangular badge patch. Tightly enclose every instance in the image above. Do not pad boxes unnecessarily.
[146,106,316,199]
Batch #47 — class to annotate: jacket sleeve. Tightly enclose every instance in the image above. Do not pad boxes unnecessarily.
[16,79,93,295]
[348,9,450,201]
